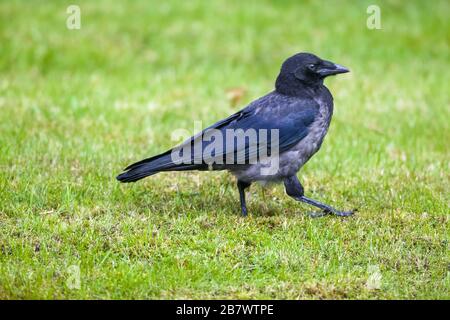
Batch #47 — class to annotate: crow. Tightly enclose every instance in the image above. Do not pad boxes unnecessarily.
[117,52,354,217]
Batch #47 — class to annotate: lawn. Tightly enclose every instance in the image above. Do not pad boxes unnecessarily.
[0,0,448,299]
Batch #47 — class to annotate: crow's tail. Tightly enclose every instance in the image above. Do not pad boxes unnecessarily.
[116,165,157,182]
[116,149,203,183]
[116,150,172,183]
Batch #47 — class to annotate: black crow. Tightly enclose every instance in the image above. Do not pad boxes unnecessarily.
[117,52,354,217]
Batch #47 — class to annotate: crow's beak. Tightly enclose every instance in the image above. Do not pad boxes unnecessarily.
[318,62,350,77]
[332,64,350,74]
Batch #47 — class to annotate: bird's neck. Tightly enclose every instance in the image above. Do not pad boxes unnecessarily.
[275,74,324,96]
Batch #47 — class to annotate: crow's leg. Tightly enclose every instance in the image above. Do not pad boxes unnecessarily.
[237,180,251,216]
[284,175,354,217]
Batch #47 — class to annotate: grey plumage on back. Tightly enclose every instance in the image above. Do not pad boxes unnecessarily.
[117,52,355,217]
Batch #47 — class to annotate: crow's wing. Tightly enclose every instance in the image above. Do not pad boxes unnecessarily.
[117,94,319,182]
[182,96,320,166]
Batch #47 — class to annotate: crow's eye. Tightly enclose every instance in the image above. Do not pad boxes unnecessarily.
[307,64,316,70]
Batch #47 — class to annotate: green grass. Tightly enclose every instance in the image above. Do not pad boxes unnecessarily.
[0,0,449,299]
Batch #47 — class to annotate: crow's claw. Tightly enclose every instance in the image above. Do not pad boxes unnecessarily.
[307,211,329,218]
[330,210,355,217]
[308,209,356,218]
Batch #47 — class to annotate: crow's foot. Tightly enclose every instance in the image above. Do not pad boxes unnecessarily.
[307,208,356,218]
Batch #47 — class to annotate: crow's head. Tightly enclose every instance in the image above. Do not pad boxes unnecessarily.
[275,52,349,94]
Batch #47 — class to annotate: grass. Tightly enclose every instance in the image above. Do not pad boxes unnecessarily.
[0,0,449,299]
